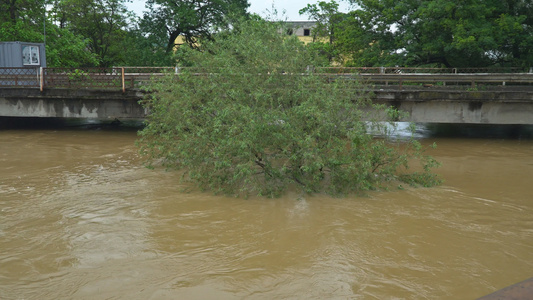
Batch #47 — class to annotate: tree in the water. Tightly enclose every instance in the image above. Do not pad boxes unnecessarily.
[137,18,441,197]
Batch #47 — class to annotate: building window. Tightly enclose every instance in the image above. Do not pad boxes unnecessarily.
[287,28,293,35]
[22,45,40,65]
[303,29,311,36]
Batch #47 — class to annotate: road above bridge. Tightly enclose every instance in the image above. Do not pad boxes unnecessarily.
[1,85,532,124]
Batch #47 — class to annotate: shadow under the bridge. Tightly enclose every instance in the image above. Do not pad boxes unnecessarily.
[2,116,532,140]
[0,117,144,130]
[423,123,533,139]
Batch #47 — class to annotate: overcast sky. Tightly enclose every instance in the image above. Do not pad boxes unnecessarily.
[126,0,354,21]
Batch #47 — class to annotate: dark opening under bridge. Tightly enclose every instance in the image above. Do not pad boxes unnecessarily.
[1,67,532,124]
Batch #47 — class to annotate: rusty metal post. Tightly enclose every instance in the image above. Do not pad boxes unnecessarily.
[121,67,125,93]
[40,67,44,92]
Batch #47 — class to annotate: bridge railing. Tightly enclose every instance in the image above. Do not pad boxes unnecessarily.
[315,67,533,89]
[0,67,40,87]
[43,67,123,89]
[121,67,174,89]
[0,67,177,91]
[0,67,532,91]
[323,73,533,89]
[316,67,528,74]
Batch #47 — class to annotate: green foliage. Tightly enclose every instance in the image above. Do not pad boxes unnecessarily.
[0,0,100,67]
[118,28,175,67]
[51,0,134,67]
[67,68,88,81]
[299,0,347,64]
[0,19,43,43]
[44,25,100,67]
[0,0,47,43]
[342,0,533,68]
[0,0,250,68]
[299,0,340,43]
[140,0,250,53]
[138,18,441,197]
[305,42,340,65]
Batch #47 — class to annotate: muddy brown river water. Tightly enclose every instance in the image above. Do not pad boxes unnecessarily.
[1,125,532,299]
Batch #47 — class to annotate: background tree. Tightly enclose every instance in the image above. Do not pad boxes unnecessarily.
[42,24,100,67]
[51,0,134,67]
[299,0,342,44]
[0,0,48,42]
[0,0,100,67]
[140,0,250,53]
[138,18,440,197]
[299,0,347,63]
[342,0,533,68]
[117,26,176,66]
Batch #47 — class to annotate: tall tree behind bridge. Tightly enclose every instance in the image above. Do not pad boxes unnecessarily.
[299,0,347,64]
[140,0,250,53]
[51,0,134,67]
[340,0,533,68]
[0,0,100,67]
[0,0,47,42]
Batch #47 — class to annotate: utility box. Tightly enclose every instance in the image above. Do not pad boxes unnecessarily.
[0,41,47,68]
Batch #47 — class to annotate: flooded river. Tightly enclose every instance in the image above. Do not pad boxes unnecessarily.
[1,123,532,299]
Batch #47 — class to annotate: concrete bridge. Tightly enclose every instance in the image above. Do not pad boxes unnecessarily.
[0,87,146,120]
[372,86,533,124]
[1,67,532,124]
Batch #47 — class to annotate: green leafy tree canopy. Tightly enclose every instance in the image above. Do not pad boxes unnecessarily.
[0,0,100,67]
[299,0,342,43]
[137,18,441,197]
[51,0,135,67]
[342,0,533,68]
[299,0,348,63]
[141,0,250,53]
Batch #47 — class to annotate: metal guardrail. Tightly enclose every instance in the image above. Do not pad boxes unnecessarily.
[315,67,533,89]
[317,67,528,74]
[0,67,40,87]
[0,67,175,92]
[327,73,533,89]
[0,67,532,92]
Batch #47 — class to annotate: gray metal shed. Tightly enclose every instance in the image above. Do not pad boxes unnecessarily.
[0,41,47,68]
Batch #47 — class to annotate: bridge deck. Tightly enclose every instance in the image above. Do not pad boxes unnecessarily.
[0,67,532,124]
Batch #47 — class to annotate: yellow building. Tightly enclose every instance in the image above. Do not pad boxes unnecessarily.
[284,21,317,44]
[173,21,320,49]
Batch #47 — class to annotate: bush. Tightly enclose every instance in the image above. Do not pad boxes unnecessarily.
[137,18,441,197]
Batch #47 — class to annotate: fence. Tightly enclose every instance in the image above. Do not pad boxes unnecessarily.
[0,67,175,92]
[316,67,529,74]
[1,67,532,91]
[315,67,533,89]
[0,67,40,87]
